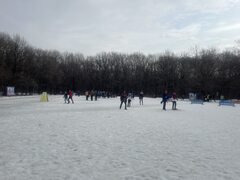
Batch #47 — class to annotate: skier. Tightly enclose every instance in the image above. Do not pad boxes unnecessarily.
[63,91,68,103]
[172,92,177,110]
[161,90,169,110]
[139,91,144,105]
[68,90,74,104]
[120,90,127,110]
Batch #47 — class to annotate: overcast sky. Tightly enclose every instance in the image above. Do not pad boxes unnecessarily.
[1,0,240,55]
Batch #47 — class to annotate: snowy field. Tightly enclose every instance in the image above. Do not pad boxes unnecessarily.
[0,96,240,180]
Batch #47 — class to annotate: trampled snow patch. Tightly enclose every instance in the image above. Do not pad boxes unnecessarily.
[0,96,240,180]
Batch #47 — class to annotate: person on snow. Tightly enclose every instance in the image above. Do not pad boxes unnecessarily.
[172,92,177,110]
[63,91,68,103]
[94,90,98,101]
[161,90,169,110]
[90,90,94,101]
[120,90,128,110]
[85,90,89,100]
[68,90,74,104]
[127,98,132,107]
[139,91,144,105]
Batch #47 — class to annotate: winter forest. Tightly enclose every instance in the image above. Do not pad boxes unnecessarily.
[1,32,240,98]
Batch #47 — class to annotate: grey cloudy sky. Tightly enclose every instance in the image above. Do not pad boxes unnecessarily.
[1,0,240,55]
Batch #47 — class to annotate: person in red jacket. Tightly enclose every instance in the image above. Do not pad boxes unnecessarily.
[68,90,74,104]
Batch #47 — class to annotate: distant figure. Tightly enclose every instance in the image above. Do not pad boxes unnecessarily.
[132,92,135,99]
[120,91,127,110]
[161,90,169,110]
[204,94,210,102]
[90,90,94,101]
[172,92,177,110]
[95,90,98,101]
[63,91,68,103]
[139,91,144,105]
[127,98,131,107]
[85,91,89,100]
[220,95,224,100]
[76,90,80,96]
[68,90,74,104]
[128,92,132,98]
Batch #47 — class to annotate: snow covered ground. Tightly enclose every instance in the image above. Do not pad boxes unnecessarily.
[0,96,240,180]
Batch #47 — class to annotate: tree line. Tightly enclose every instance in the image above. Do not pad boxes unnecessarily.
[0,32,240,98]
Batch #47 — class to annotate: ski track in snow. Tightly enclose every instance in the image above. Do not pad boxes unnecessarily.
[0,96,240,180]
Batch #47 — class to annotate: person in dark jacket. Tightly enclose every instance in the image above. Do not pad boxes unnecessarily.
[94,90,98,101]
[63,91,68,103]
[120,91,127,110]
[90,90,94,101]
[139,91,144,105]
[161,90,169,110]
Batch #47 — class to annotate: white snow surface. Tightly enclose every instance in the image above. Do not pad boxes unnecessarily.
[0,96,240,180]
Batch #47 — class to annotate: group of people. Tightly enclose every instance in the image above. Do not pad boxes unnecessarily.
[161,90,177,110]
[64,89,178,110]
[119,90,177,110]
[63,90,74,104]
[85,90,98,101]
[84,90,114,101]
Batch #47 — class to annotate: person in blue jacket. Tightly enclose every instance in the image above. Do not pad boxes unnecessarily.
[161,90,169,110]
